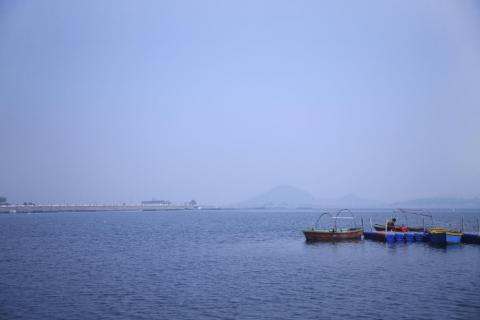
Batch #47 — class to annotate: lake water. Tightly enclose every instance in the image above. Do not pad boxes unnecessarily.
[1,209,479,320]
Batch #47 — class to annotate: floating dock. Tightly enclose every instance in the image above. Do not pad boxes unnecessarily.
[364,231,480,245]
[364,231,427,243]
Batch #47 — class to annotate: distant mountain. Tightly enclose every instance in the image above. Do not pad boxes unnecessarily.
[319,194,387,208]
[236,185,317,208]
[393,197,480,209]
[234,186,480,210]
[235,186,384,209]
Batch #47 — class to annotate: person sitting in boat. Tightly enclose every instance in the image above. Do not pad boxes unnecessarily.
[387,218,397,231]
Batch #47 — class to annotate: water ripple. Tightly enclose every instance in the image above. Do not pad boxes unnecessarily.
[0,209,479,319]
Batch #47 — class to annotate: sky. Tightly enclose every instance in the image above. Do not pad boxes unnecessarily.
[1,0,479,205]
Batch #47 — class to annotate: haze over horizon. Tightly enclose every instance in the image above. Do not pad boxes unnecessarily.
[1,1,480,205]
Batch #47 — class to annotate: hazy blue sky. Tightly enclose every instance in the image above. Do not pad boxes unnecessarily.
[1,0,479,204]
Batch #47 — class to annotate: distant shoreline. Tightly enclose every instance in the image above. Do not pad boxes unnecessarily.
[0,204,206,214]
[1,205,479,214]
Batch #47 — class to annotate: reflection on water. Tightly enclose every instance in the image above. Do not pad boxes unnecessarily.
[428,243,463,251]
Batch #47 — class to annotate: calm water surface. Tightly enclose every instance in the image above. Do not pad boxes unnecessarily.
[1,210,479,320]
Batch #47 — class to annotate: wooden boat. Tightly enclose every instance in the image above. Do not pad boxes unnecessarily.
[303,209,363,242]
[373,224,408,232]
[303,228,363,241]
[428,228,463,245]
[373,224,424,232]
[404,226,425,232]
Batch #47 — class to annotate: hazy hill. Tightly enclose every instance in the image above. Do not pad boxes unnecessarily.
[318,194,386,208]
[235,186,384,209]
[236,185,317,208]
[235,186,480,209]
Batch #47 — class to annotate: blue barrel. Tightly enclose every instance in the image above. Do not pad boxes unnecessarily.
[386,233,395,242]
[405,232,415,242]
[395,233,405,242]
[414,232,424,242]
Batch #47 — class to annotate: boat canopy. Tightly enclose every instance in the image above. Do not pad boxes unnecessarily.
[394,208,433,219]
[314,209,358,230]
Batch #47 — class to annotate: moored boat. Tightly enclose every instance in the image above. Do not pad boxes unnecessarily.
[373,209,433,232]
[428,229,463,245]
[303,228,363,241]
[373,224,424,232]
[373,224,408,232]
[303,209,363,242]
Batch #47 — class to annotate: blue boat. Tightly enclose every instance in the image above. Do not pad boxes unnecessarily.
[429,229,463,245]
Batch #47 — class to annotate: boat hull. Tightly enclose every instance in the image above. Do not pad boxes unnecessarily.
[303,229,363,242]
[406,226,424,232]
[373,224,420,232]
[363,231,385,241]
[462,233,480,244]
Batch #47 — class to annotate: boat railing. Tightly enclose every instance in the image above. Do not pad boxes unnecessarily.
[461,216,480,234]
[394,208,434,230]
[428,221,463,233]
